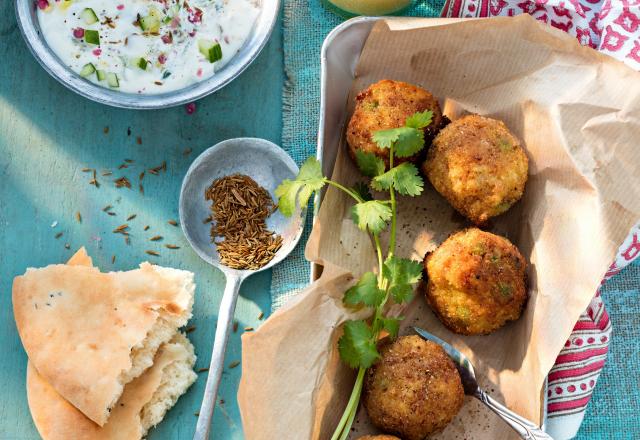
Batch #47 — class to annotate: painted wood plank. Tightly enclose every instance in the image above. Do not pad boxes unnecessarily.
[0,3,284,439]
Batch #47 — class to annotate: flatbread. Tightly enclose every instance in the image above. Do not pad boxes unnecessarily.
[27,337,192,440]
[13,255,194,426]
[66,247,93,267]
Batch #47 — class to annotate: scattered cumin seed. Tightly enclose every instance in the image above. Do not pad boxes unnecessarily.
[124,158,134,163]
[136,136,142,145]
[55,232,63,239]
[108,212,117,216]
[197,368,209,373]
[168,219,178,226]
[102,205,112,212]
[139,184,144,195]
[165,244,180,249]
[183,147,192,156]
[144,225,150,231]
[145,250,159,256]
[112,255,116,264]
[219,399,225,405]
[127,127,131,136]
[118,163,128,169]
[150,235,163,241]
[75,212,82,223]
[102,170,112,176]
[81,168,93,172]
[228,361,240,369]
[139,171,145,181]
[186,326,196,333]
[125,236,131,245]
[194,412,200,417]
[127,214,137,221]
[258,312,264,320]
[244,326,254,332]
[233,321,238,333]
[115,177,131,189]
[202,215,212,224]
[103,126,109,134]
[148,168,158,175]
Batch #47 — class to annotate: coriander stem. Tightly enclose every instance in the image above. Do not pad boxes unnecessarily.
[331,366,366,440]
[388,144,397,257]
[373,233,384,286]
[325,179,364,203]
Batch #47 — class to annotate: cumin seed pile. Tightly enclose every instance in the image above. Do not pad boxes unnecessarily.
[205,174,283,270]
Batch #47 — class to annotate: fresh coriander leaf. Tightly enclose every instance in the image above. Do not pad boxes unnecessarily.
[383,256,422,304]
[381,317,401,339]
[275,157,325,216]
[394,127,425,158]
[389,284,414,303]
[355,150,385,177]
[371,163,423,196]
[372,127,402,149]
[338,320,379,369]
[373,127,425,158]
[405,110,433,129]
[352,182,373,201]
[351,200,392,234]
[344,272,384,308]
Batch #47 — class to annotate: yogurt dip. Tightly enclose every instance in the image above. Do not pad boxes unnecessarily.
[37,0,260,94]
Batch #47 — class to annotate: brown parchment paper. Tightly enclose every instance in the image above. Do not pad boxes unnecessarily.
[239,15,640,440]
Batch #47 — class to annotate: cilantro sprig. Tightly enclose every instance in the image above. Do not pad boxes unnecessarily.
[275,110,433,440]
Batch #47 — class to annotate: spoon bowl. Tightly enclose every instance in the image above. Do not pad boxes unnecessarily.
[179,138,304,440]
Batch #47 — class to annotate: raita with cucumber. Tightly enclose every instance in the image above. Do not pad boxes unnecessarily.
[37,0,259,94]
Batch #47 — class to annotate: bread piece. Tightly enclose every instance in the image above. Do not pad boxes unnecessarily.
[13,259,195,426]
[27,333,197,440]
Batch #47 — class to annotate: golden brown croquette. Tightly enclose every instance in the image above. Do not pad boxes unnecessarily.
[423,228,528,335]
[422,115,528,224]
[347,80,444,168]
[363,336,464,440]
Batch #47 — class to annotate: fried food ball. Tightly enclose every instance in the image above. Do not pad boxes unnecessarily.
[347,80,444,168]
[423,228,527,335]
[357,436,401,440]
[363,336,464,440]
[422,115,528,224]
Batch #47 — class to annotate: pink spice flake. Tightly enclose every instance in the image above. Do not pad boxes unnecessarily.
[116,4,124,10]
[93,48,102,56]
[37,0,49,10]
[185,102,196,115]
[73,28,85,38]
[161,33,173,44]
[158,54,167,64]
[196,68,203,77]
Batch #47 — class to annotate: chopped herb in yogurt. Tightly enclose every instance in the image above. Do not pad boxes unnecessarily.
[37,0,259,94]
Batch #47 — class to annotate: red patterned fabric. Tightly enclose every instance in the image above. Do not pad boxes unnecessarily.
[440,3,640,437]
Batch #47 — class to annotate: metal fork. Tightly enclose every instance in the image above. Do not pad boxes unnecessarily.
[413,327,553,440]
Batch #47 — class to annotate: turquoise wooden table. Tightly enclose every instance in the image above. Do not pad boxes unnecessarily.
[0,2,284,438]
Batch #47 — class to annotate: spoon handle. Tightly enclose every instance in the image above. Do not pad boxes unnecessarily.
[475,389,554,440]
[193,273,243,440]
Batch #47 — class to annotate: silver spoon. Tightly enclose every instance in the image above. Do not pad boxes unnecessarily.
[413,327,553,440]
[180,138,305,440]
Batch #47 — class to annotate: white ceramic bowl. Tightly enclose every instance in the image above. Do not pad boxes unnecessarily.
[14,0,280,109]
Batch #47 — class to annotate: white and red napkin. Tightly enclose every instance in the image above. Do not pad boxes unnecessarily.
[441,1,640,437]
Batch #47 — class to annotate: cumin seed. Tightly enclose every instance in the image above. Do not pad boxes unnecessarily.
[168,219,178,226]
[228,361,240,369]
[145,250,159,256]
[165,244,180,249]
[150,235,162,241]
[127,214,137,221]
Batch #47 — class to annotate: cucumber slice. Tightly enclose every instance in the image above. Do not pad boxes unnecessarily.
[135,57,148,70]
[79,63,96,77]
[84,29,100,45]
[106,72,119,88]
[80,8,98,25]
[148,7,164,20]
[96,70,106,81]
[139,15,160,33]
[198,40,222,63]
